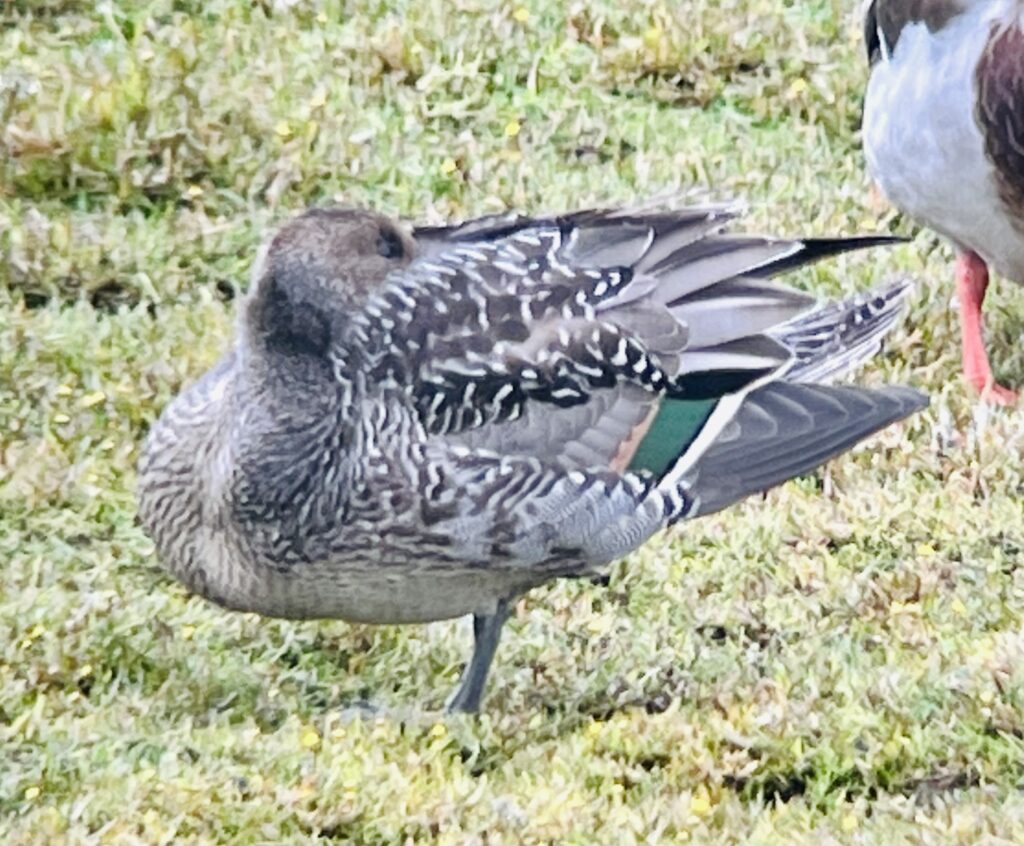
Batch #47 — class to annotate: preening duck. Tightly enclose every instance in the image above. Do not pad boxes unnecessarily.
[138,203,925,712]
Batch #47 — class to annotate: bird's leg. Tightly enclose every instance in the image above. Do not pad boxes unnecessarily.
[445,598,512,714]
[956,251,1017,406]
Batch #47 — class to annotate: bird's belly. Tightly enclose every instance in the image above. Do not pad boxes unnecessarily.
[195,545,527,624]
[284,568,515,624]
[864,15,1024,283]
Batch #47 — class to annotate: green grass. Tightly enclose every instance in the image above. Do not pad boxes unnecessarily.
[4,1,1024,843]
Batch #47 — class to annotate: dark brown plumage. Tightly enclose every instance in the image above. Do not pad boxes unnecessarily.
[976,21,1024,229]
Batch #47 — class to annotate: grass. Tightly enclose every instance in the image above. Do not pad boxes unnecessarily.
[4,0,1024,842]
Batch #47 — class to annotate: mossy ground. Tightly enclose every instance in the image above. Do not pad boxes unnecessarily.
[3,1,1024,843]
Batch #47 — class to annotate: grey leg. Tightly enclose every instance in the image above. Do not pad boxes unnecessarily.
[445,598,512,714]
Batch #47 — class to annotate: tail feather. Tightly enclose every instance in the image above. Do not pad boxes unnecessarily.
[750,235,907,279]
[774,278,912,384]
[667,277,815,349]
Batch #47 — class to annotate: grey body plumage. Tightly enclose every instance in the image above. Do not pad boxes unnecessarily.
[137,204,925,712]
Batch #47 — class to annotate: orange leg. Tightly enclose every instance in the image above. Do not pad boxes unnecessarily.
[956,251,1017,405]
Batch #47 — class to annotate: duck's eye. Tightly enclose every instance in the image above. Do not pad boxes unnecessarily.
[376,228,404,259]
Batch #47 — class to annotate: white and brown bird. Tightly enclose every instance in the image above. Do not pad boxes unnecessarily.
[137,204,925,712]
[862,0,1024,404]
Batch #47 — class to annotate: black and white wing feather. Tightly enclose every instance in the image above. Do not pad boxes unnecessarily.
[354,205,901,455]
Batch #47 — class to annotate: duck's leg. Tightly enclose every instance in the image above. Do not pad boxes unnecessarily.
[446,598,512,714]
[956,251,1018,405]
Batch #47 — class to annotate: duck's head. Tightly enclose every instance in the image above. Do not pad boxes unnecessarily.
[242,207,415,361]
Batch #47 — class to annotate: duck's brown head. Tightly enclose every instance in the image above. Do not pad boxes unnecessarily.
[243,207,416,359]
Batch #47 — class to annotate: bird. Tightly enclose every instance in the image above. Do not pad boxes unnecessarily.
[137,203,926,713]
[862,0,1024,405]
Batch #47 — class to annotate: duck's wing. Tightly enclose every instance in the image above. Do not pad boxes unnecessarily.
[662,381,925,519]
[772,277,911,384]
[417,379,925,578]
[363,204,926,569]
[358,205,907,473]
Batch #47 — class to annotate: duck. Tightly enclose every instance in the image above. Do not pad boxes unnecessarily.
[862,0,1024,404]
[137,203,926,713]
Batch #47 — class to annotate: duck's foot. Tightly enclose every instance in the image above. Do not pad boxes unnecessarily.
[956,252,1018,406]
[445,599,511,714]
[974,376,1019,407]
